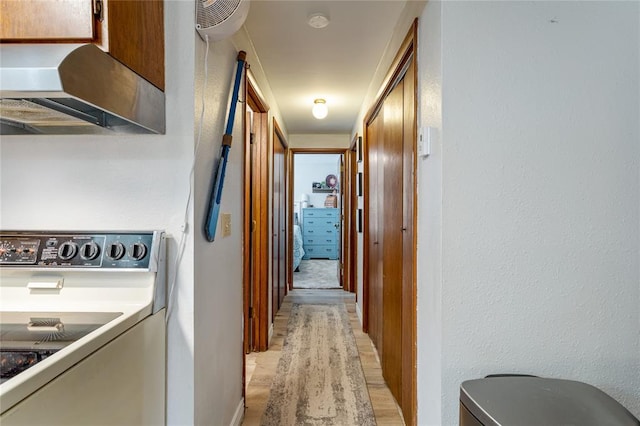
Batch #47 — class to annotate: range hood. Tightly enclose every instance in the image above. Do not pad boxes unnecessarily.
[0,44,165,135]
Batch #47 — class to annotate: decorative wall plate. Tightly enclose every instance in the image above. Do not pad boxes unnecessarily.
[325,174,338,188]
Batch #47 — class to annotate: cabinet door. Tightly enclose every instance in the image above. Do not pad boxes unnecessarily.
[0,0,95,41]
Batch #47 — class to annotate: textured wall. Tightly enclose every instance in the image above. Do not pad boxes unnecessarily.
[416,1,444,424]
[289,134,350,148]
[192,33,246,425]
[416,2,640,424]
[294,154,341,208]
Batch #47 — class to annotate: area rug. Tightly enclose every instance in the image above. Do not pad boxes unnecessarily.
[261,304,376,425]
[293,260,341,289]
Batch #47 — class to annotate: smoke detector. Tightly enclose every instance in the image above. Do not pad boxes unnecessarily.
[307,12,330,29]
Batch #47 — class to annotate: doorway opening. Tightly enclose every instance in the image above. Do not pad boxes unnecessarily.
[289,150,350,291]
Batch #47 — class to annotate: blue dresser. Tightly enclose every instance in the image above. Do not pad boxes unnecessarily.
[301,208,339,259]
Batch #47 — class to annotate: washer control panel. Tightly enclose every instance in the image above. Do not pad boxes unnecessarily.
[0,232,155,268]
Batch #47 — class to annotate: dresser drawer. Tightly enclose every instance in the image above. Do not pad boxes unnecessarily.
[303,235,337,246]
[303,208,338,218]
[303,217,337,228]
[303,227,336,238]
[302,244,338,260]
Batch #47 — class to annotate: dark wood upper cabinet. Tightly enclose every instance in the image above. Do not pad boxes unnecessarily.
[0,0,165,91]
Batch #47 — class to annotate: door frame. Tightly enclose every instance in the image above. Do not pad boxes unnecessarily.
[244,71,270,352]
[287,148,352,292]
[271,119,288,320]
[347,136,359,294]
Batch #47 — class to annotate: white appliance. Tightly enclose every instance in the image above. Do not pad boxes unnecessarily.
[0,231,166,425]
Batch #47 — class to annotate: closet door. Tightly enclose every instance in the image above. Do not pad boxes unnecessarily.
[365,54,416,423]
[401,60,416,412]
[381,80,405,404]
[367,113,384,353]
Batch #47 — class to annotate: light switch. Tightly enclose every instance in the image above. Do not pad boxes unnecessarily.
[221,213,232,237]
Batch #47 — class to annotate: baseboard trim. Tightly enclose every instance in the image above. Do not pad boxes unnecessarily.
[230,398,244,426]
[268,322,274,345]
[355,302,363,326]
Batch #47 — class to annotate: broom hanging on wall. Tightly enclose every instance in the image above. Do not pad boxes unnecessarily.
[204,50,247,242]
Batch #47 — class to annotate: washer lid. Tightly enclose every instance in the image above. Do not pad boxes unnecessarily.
[460,377,639,426]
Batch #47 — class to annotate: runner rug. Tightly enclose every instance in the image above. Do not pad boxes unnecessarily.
[261,304,376,425]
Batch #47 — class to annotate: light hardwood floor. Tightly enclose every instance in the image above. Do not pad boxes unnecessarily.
[242,289,405,425]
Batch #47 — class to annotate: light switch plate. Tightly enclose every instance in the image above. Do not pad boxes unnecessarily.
[221,213,232,237]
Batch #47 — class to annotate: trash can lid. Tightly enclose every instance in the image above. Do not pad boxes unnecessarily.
[460,377,639,426]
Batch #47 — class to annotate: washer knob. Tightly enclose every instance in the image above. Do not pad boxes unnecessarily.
[129,243,148,261]
[80,241,101,260]
[58,242,78,260]
[106,242,126,260]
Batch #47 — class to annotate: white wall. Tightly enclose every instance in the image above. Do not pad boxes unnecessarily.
[192,32,246,425]
[294,154,341,209]
[289,134,350,148]
[192,15,291,423]
[417,2,640,424]
[416,1,443,424]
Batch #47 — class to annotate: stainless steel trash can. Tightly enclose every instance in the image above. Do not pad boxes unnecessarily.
[460,376,639,426]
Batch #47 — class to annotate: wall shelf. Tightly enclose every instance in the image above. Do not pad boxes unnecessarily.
[312,188,335,193]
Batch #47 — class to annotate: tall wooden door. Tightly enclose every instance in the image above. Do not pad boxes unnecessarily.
[364,22,417,425]
[381,80,405,402]
[272,122,287,319]
[366,112,384,354]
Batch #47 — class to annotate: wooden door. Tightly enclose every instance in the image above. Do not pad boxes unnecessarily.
[366,113,384,353]
[244,110,253,355]
[401,60,416,416]
[336,155,344,287]
[245,78,270,352]
[363,22,417,425]
[272,122,287,320]
[381,80,405,404]
[346,144,358,294]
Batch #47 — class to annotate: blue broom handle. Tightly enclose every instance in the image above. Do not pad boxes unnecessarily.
[225,51,246,136]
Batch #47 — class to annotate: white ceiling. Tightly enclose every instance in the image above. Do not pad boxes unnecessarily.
[243,0,407,135]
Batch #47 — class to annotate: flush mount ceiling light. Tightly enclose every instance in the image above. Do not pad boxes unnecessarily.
[307,12,330,29]
[312,99,328,119]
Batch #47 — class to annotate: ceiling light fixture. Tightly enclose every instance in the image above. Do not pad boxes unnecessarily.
[307,12,330,29]
[312,99,328,119]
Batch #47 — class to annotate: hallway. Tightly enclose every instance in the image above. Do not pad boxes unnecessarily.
[242,289,404,425]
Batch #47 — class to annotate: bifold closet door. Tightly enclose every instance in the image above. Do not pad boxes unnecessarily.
[367,113,384,354]
[381,79,405,406]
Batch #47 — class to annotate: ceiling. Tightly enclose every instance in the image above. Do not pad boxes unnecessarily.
[243,1,407,135]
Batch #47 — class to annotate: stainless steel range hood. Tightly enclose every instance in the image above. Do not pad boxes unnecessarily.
[0,44,165,135]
